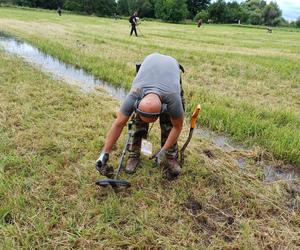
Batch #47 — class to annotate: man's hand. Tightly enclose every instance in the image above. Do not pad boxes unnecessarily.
[96,152,109,171]
[150,148,166,166]
[96,152,114,178]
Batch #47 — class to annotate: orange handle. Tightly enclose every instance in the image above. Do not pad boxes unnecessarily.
[191,104,201,129]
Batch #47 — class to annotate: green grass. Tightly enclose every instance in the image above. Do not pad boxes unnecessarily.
[0,40,299,249]
[0,8,300,248]
[0,7,299,165]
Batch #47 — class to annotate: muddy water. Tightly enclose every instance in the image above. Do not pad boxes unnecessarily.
[1,33,298,183]
[0,34,127,100]
[196,128,300,182]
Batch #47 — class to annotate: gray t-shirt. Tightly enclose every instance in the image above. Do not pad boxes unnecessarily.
[120,53,184,118]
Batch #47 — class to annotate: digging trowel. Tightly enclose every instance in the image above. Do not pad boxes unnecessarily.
[180,104,201,165]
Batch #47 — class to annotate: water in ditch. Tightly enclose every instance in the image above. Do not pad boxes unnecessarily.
[196,128,299,183]
[0,34,127,100]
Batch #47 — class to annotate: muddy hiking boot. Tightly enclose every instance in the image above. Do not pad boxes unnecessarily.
[166,158,181,179]
[125,157,140,174]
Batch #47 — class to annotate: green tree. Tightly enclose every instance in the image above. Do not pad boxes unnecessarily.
[139,0,155,17]
[226,1,243,23]
[12,0,33,6]
[64,0,116,15]
[186,0,210,18]
[64,0,83,12]
[193,9,208,22]
[93,0,116,16]
[262,1,282,26]
[155,0,188,22]
[239,5,249,23]
[83,0,94,14]
[207,0,228,23]
[117,0,129,15]
[127,0,155,17]
[249,10,261,24]
[19,0,64,9]
[244,0,266,11]
[296,17,300,28]
[241,0,266,24]
[127,0,140,15]
[37,0,63,9]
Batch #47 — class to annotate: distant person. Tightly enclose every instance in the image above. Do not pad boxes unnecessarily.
[129,12,138,37]
[197,19,203,27]
[113,13,119,20]
[267,27,272,33]
[57,7,62,16]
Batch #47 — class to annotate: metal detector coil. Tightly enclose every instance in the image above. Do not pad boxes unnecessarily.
[96,179,131,188]
[95,118,134,189]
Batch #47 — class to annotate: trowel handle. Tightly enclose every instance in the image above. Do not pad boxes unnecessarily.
[190,104,201,129]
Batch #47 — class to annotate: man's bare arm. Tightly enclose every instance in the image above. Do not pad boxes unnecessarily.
[162,115,184,150]
[103,111,130,153]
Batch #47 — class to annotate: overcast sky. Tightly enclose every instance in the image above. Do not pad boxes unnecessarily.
[273,0,300,20]
[229,0,300,21]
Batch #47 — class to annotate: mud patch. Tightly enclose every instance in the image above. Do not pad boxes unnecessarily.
[3,212,13,225]
[196,214,218,232]
[286,181,300,211]
[263,163,300,182]
[226,216,235,225]
[235,157,246,169]
[184,197,203,214]
[203,149,215,158]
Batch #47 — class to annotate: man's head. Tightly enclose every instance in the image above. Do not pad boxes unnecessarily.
[136,93,162,123]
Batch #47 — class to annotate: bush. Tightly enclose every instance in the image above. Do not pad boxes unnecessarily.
[64,0,83,12]
[272,17,282,26]
[155,0,188,23]
[194,10,208,22]
[296,17,300,28]
[249,11,261,25]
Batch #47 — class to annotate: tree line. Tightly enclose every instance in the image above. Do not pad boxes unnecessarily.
[2,0,300,27]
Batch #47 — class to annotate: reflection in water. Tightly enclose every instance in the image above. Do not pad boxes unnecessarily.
[0,35,127,100]
[196,128,299,182]
[195,128,243,151]
[263,164,299,182]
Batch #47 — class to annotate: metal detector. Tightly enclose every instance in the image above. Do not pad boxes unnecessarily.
[95,120,133,188]
[137,25,144,37]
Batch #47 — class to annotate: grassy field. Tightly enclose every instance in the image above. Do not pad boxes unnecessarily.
[0,7,300,249]
[0,7,299,165]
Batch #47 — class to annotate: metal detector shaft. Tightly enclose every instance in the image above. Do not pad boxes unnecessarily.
[137,25,143,36]
[180,104,201,165]
[114,121,132,179]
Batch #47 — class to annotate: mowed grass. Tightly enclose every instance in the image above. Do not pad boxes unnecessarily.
[1,47,300,248]
[0,7,299,164]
